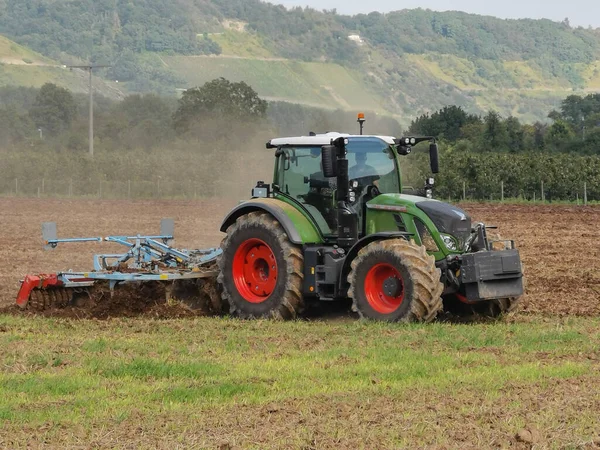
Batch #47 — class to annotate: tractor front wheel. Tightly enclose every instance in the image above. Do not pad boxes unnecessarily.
[218,212,304,319]
[348,239,443,322]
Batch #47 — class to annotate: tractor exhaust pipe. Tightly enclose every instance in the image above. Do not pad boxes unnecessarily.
[322,137,358,248]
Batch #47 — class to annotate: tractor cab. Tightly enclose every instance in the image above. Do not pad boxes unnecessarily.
[265,132,439,240]
[268,133,399,235]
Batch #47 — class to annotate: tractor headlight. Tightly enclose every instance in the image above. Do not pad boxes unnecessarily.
[425,189,433,199]
[441,234,458,251]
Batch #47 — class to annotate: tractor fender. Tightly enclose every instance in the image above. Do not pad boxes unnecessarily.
[338,232,413,293]
[220,199,323,245]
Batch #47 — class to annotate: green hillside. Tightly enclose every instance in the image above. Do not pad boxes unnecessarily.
[1,0,600,121]
[162,55,388,113]
[0,35,123,100]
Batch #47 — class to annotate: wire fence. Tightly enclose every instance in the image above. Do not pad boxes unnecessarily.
[442,180,595,204]
[0,177,238,200]
[0,177,596,204]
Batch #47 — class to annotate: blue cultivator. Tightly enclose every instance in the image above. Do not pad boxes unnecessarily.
[17,220,223,314]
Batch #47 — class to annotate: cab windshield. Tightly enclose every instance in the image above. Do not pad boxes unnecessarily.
[277,138,400,201]
[277,138,400,233]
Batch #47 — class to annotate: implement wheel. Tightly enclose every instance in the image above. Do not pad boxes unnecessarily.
[218,212,304,319]
[348,239,443,323]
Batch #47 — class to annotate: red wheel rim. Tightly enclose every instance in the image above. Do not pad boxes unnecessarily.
[364,263,404,314]
[232,238,278,303]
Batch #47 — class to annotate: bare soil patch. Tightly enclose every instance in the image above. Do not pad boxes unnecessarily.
[1,198,599,316]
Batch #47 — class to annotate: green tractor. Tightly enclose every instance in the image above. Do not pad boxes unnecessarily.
[217,123,524,322]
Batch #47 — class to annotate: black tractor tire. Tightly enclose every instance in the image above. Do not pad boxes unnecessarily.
[217,212,304,320]
[348,239,444,323]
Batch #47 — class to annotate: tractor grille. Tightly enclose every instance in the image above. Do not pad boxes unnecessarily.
[416,201,472,250]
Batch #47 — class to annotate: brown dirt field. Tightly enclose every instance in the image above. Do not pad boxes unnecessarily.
[464,203,600,316]
[1,198,599,316]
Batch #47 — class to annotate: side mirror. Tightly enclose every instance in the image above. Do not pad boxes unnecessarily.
[429,143,439,174]
[321,145,338,178]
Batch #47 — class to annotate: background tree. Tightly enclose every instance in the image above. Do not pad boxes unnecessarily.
[408,105,480,141]
[505,116,524,153]
[173,78,268,132]
[29,83,76,136]
[483,110,508,151]
[0,106,34,146]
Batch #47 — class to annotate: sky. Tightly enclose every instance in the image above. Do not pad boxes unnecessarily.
[271,0,600,28]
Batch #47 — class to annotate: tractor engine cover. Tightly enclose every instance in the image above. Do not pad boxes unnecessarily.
[416,201,472,250]
[459,249,524,301]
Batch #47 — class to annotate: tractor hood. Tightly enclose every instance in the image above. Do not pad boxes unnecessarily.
[415,200,471,249]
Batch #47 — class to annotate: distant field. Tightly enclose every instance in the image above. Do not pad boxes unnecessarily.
[403,53,598,122]
[162,55,388,113]
[0,64,123,99]
[405,53,600,91]
[0,34,122,99]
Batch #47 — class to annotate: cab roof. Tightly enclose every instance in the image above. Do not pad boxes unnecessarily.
[267,132,397,148]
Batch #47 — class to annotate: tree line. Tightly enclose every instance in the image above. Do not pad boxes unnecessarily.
[1,78,598,201]
[406,96,600,200]
[0,79,399,155]
[409,95,600,155]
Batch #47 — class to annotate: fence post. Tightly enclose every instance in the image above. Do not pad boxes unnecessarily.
[533,192,536,202]
[577,193,580,205]
[584,182,588,206]
[69,179,73,197]
[37,187,40,198]
[128,180,131,199]
[99,180,102,199]
[501,181,504,202]
[541,181,545,203]
[41,178,45,195]
[15,179,18,196]
[462,181,466,201]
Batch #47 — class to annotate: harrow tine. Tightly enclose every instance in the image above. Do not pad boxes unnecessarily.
[49,289,57,308]
[63,288,71,305]
[30,289,39,310]
[37,290,45,309]
[30,289,46,311]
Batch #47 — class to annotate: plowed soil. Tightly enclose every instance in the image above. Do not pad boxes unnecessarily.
[1,198,599,316]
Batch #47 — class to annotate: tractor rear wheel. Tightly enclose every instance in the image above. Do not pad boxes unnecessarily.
[348,239,443,323]
[218,212,304,320]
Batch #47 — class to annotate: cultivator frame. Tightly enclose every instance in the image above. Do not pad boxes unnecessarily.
[16,219,222,310]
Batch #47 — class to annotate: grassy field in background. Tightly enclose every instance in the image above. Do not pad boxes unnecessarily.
[1,314,599,448]
[162,55,387,113]
[0,34,122,99]
[0,35,54,65]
